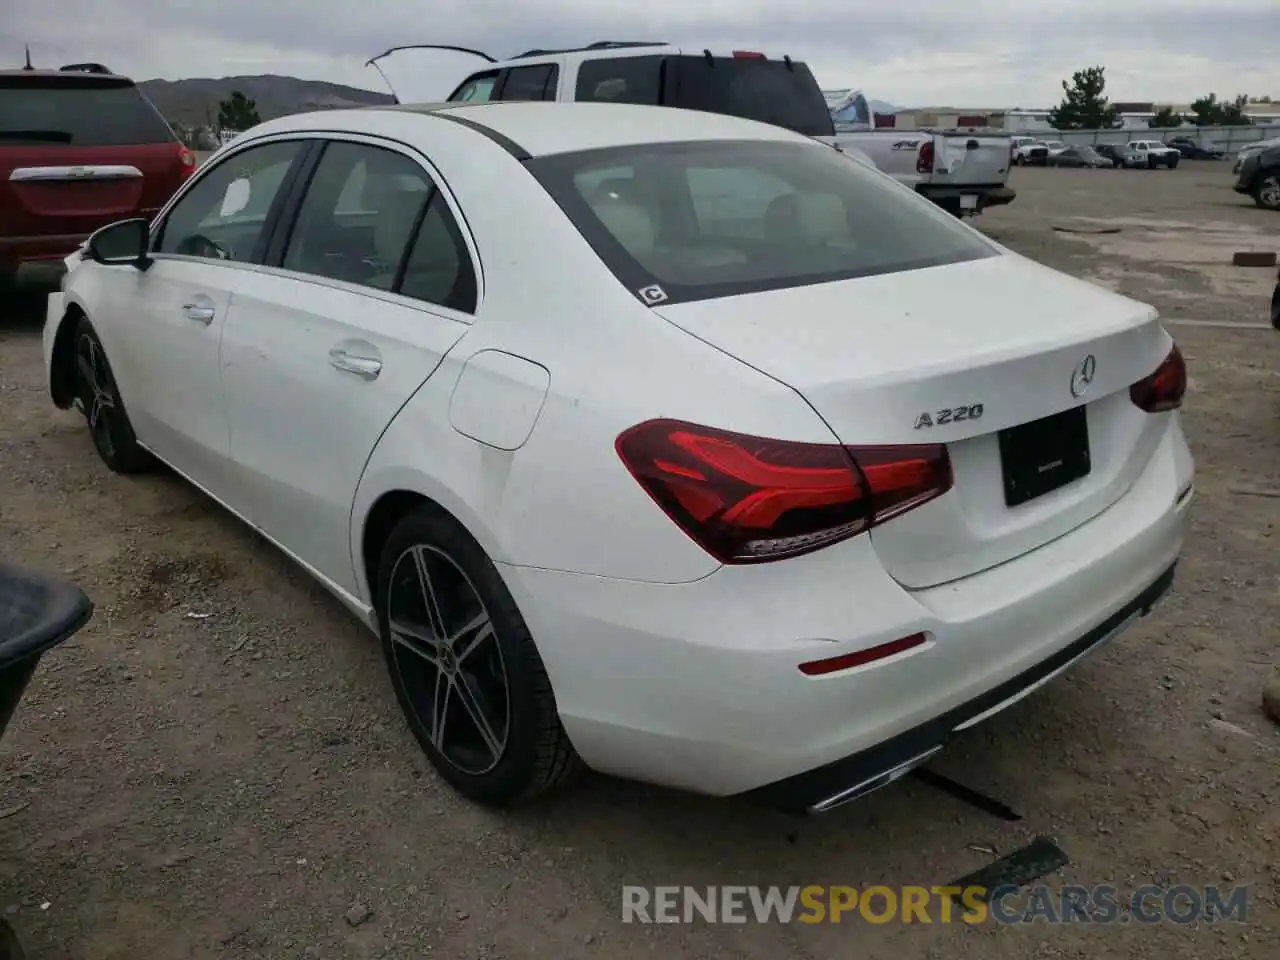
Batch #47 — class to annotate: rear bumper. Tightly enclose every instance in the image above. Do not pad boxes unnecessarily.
[746,563,1175,813]
[916,183,1013,214]
[2,206,161,280]
[504,414,1194,802]
[0,233,86,283]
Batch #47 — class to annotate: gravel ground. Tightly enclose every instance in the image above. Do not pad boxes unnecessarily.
[1,163,1279,959]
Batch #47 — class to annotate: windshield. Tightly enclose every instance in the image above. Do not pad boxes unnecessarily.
[527,138,998,307]
[0,78,174,146]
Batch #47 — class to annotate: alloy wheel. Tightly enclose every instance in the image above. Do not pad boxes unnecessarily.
[75,333,117,460]
[1258,175,1280,210]
[385,544,510,775]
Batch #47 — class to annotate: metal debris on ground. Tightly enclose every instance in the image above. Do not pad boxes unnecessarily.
[947,836,1070,902]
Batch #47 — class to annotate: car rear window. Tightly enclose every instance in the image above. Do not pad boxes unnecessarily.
[0,76,175,146]
[574,55,835,138]
[527,138,997,306]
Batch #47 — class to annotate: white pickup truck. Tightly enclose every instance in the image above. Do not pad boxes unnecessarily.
[826,90,1015,216]
[1125,140,1181,169]
[366,42,1015,218]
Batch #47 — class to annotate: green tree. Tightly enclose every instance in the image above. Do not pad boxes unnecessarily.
[1190,93,1254,127]
[216,91,261,132]
[1147,105,1183,128]
[1048,66,1119,130]
[1219,94,1253,125]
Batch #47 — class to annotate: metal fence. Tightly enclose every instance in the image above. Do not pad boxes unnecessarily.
[1008,124,1279,153]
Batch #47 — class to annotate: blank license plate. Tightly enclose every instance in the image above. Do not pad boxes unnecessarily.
[959,195,978,210]
[998,406,1091,507]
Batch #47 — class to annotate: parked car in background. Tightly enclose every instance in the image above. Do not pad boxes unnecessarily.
[1012,138,1050,166]
[0,61,196,291]
[1166,137,1225,160]
[46,101,1191,812]
[1094,144,1144,168]
[1126,140,1180,168]
[1234,137,1280,174]
[368,43,1015,219]
[1233,141,1280,210]
[1271,268,1280,329]
[1046,145,1110,168]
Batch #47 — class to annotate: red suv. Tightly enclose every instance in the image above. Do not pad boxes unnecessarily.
[0,62,196,290]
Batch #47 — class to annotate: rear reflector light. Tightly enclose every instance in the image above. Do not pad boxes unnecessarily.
[615,419,953,564]
[916,141,935,174]
[732,50,767,59]
[178,144,196,171]
[1129,344,1186,412]
[799,633,927,675]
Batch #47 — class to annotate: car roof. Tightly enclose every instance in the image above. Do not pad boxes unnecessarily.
[250,101,812,158]
[0,68,134,84]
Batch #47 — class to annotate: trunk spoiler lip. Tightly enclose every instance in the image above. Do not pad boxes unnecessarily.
[364,44,497,104]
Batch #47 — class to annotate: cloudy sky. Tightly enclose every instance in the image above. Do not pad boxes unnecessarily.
[5,0,1276,107]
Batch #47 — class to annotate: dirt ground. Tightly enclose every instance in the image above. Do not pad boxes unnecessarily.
[1,163,1278,959]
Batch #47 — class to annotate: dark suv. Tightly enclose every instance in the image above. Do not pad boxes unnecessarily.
[1234,142,1280,211]
[0,61,196,290]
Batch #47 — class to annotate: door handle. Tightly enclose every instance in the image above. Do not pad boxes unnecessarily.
[328,348,382,380]
[182,295,216,325]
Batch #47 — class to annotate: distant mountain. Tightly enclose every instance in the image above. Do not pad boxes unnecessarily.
[138,75,394,128]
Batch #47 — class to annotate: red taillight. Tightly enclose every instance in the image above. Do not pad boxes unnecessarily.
[178,144,196,173]
[732,50,767,59]
[799,633,927,676]
[916,141,935,174]
[1129,344,1186,413]
[615,419,953,564]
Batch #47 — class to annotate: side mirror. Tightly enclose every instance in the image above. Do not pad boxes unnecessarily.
[86,218,152,270]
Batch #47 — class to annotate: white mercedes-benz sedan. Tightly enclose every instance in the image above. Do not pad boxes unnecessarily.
[44,101,1194,813]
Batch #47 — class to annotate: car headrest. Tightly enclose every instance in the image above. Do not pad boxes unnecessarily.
[593,198,655,260]
[795,192,849,243]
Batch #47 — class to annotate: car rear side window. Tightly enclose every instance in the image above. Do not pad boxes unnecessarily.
[574,56,663,105]
[666,57,834,138]
[282,142,433,291]
[0,78,174,146]
[398,193,478,313]
[527,138,997,306]
[497,65,559,101]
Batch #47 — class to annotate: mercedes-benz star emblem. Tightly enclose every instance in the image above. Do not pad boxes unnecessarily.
[1070,354,1097,398]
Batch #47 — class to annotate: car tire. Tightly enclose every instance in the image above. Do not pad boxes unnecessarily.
[1253,170,1280,211]
[376,506,579,806]
[1147,156,1157,169]
[0,918,26,960]
[72,318,155,474]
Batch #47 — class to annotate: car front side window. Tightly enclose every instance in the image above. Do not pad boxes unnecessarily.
[155,140,305,262]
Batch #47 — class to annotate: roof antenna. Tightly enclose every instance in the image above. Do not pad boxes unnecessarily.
[23,44,34,70]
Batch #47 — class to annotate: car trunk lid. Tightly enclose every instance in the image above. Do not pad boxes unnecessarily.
[652,254,1174,587]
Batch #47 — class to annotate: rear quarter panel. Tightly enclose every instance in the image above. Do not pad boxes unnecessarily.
[345,112,839,596]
